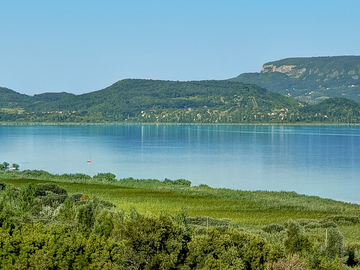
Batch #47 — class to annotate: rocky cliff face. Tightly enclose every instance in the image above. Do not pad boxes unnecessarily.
[232,56,360,103]
[261,64,307,78]
[262,57,360,77]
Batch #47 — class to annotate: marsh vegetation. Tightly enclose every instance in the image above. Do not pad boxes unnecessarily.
[1,168,360,269]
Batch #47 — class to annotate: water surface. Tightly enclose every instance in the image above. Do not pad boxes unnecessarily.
[1,124,359,203]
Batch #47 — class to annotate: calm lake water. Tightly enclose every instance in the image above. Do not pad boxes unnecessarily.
[1,124,359,203]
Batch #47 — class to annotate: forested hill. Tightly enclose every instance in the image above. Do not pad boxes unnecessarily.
[0,79,303,123]
[231,56,360,104]
[1,79,360,124]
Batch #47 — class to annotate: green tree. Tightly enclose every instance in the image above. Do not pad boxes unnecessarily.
[284,220,312,254]
[76,201,95,231]
[18,183,36,212]
[324,228,345,259]
[12,163,20,170]
[0,162,9,170]
[118,214,185,269]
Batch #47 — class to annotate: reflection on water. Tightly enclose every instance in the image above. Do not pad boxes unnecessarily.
[1,124,359,203]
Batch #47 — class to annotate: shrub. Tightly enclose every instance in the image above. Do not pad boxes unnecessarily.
[262,224,285,233]
[33,194,68,208]
[18,184,36,212]
[185,228,246,270]
[118,215,186,269]
[326,215,360,226]
[34,183,67,196]
[93,173,116,183]
[93,209,114,237]
[267,254,306,270]
[163,178,192,186]
[325,228,346,259]
[58,197,75,221]
[22,170,53,179]
[76,201,95,231]
[60,173,91,182]
[243,235,272,270]
[186,216,231,232]
[0,183,6,190]
[70,193,83,202]
[284,220,312,254]
[173,179,191,186]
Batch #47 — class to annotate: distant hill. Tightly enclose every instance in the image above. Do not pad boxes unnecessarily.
[0,79,304,123]
[0,87,32,108]
[1,76,360,124]
[230,56,360,104]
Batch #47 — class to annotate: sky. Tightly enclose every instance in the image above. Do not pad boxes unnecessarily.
[1,0,360,95]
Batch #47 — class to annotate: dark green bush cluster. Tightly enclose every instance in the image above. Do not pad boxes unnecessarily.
[34,183,68,196]
[93,173,116,183]
[325,215,360,226]
[262,223,285,233]
[291,218,338,230]
[186,216,230,227]
[163,178,192,187]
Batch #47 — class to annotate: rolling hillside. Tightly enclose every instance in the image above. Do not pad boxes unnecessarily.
[0,79,304,123]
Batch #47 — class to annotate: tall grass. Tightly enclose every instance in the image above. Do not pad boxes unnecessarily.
[1,169,360,243]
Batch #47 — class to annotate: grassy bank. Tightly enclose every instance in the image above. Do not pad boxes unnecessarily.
[1,170,360,245]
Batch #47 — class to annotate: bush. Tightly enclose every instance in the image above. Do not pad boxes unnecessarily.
[18,184,36,212]
[185,228,246,270]
[93,173,116,183]
[93,209,114,237]
[22,170,53,179]
[325,228,346,259]
[76,201,95,231]
[284,220,312,254]
[60,173,92,182]
[70,193,83,202]
[33,194,68,208]
[118,215,186,269]
[262,224,285,233]
[186,216,231,229]
[0,183,6,190]
[173,179,191,186]
[267,254,306,270]
[163,178,192,186]
[58,197,75,221]
[326,215,360,226]
[34,183,67,196]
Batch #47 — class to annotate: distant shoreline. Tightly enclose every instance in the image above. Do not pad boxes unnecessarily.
[0,122,359,126]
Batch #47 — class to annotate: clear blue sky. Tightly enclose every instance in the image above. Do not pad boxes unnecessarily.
[1,0,359,95]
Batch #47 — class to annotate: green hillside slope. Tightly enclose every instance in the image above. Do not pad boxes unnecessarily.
[231,56,360,104]
[0,79,304,123]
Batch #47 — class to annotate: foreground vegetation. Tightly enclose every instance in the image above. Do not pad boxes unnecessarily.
[1,168,360,269]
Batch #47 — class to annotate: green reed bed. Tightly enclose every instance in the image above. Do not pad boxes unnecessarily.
[2,169,360,245]
[1,176,359,223]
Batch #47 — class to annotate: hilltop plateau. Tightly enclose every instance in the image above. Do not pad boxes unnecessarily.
[231,56,360,104]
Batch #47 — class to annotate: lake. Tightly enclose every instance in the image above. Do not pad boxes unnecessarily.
[1,124,359,203]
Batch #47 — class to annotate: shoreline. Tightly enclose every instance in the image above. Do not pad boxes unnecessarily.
[1,121,359,126]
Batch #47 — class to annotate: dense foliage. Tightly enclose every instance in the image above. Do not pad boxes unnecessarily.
[231,56,360,104]
[1,168,360,269]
